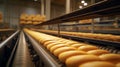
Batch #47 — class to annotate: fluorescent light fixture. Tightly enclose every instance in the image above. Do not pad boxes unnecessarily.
[84,3,87,6]
[79,6,83,9]
[81,0,85,3]
[34,0,37,1]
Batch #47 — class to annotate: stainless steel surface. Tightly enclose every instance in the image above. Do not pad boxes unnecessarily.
[12,32,34,67]
[6,37,19,67]
[0,30,19,67]
[0,30,19,48]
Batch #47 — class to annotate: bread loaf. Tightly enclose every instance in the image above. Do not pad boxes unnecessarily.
[53,47,76,56]
[78,45,98,52]
[79,61,115,67]
[59,51,86,62]
[66,55,101,67]
[46,42,63,50]
[71,44,86,48]
[116,63,120,67]
[87,49,109,56]
[99,54,120,64]
[50,44,66,52]
[43,41,56,46]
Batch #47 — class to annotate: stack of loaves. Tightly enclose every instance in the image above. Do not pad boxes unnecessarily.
[20,14,46,25]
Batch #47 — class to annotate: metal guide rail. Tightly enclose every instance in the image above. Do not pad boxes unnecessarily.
[12,32,34,67]
[0,30,19,67]
[37,0,120,25]
[6,36,19,67]
[0,29,16,43]
[59,20,120,35]
[25,32,63,67]
[61,34,120,49]
[39,32,120,53]
[0,29,15,32]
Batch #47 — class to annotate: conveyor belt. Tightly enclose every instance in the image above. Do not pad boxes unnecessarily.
[61,34,120,53]
[37,31,120,54]
[12,32,34,67]
[76,30,120,35]
[61,34,120,49]
[25,32,62,67]
[24,29,120,67]
[35,30,120,42]
[37,31,120,48]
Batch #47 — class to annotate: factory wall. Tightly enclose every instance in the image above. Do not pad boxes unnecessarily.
[51,3,65,19]
[0,0,41,28]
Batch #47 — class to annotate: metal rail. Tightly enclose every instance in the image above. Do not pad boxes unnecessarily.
[12,32,34,67]
[25,33,62,67]
[36,0,120,25]
[0,29,16,43]
[0,30,19,47]
[0,29,15,32]
[0,30,19,67]
[6,37,19,67]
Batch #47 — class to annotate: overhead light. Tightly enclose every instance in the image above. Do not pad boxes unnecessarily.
[34,0,37,1]
[81,0,85,3]
[79,6,83,9]
[84,3,87,6]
